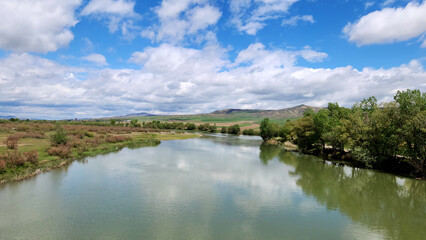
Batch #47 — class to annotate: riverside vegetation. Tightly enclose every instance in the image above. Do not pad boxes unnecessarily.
[259,89,425,178]
[0,121,200,183]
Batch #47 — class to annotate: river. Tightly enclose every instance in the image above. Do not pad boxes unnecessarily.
[0,134,425,239]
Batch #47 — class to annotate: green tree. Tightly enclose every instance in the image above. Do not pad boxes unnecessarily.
[185,123,196,130]
[292,116,320,152]
[228,124,240,134]
[259,118,278,141]
[394,89,426,175]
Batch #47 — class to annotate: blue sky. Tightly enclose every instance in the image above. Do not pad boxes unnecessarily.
[0,0,425,119]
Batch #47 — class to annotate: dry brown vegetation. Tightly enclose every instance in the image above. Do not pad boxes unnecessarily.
[0,121,199,183]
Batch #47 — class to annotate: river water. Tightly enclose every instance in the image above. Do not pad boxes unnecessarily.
[0,134,425,240]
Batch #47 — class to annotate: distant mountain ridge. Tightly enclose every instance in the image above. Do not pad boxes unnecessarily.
[209,104,323,118]
[103,112,156,119]
[108,104,323,122]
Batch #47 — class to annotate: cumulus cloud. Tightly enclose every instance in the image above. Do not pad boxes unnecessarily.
[0,0,81,53]
[81,0,139,37]
[282,15,314,26]
[145,0,222,43]
[82,53,108,66]
[230,0,299,35]
[343,1,426,46]
[0,45,425,119]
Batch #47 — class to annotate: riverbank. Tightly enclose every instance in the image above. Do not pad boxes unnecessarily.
[264,138,422,179]
[0,122,200,184]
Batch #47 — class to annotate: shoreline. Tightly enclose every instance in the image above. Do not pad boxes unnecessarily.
[0,132,200,184]
[264,139,424,180]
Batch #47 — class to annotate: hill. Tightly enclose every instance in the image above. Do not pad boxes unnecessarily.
[210,105,322,119]
[109,105,323,128]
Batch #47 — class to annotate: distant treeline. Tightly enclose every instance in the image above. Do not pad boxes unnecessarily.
[260,89,425,177]
[0,118,257,136]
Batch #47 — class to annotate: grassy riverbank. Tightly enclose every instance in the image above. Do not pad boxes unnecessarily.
[0,122,199,183]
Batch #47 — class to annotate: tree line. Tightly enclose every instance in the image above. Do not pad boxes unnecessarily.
[260,89,425,177]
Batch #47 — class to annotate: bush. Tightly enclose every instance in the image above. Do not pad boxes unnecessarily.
[227,124,240,134]
[197,123,210,131]
[208,124,217,133]
[0,159,6,172]
[84,131,94,138]
[4,151,26,166]
[242,129,256,136]
[51,125,68,145]
[48,145,71,158]
[105,135,131,143]
[5,135,19,149]
[220,127,227,133]
[24,151,38,164]
[185,123,196,130]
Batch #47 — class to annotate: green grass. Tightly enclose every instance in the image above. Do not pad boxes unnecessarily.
[130,114,299,124]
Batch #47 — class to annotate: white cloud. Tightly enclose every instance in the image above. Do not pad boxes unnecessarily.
[81,0,139,37]
[382,0,395,7]
[81,0,135,16]
[0,45,425,119]
[233,43,327,68]
[0,0,81,53]
[187,5,222,34]
[147,0,222,43]
[282,15,314,26]
[343,1,426,46]
[82,53,108,66]
[230,0,299,35]
[365,2,375,9]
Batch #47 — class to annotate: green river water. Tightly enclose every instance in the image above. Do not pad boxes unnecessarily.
[0,134,425,239]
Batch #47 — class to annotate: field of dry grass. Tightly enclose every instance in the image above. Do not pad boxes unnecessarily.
[0,122,199,183]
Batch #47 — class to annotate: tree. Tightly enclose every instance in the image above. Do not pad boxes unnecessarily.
[228,124,240,134]
[292,116,320,152]
[260,118,279,141]
[394,89,426,175]
[208,124,217,133]
[185,123,196,130]
[220,126,227,133]
[313,109,331,153]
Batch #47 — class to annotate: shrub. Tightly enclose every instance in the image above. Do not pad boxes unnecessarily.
[208,124,217,133]
[220,127,227,133]
[5,135,19,149]
[24,151,39,164]
[51,125,68,146]
[23,132,45,139]
[5,151,26,166]
[84,131,94,138]
[48,145,71,158]
[227,124,240,134]
[105,135,131,143]
[185,123,196,130]
[197,123,210,131]
[0,159,6,172]
[242,129,256,136]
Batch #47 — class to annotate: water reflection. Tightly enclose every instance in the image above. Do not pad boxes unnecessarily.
[0,135,424,240]
[259,144,426,240]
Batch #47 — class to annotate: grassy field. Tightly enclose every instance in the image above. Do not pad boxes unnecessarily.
[129,113,297,124]
[126,114,298,131]
[0,122,199,183]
